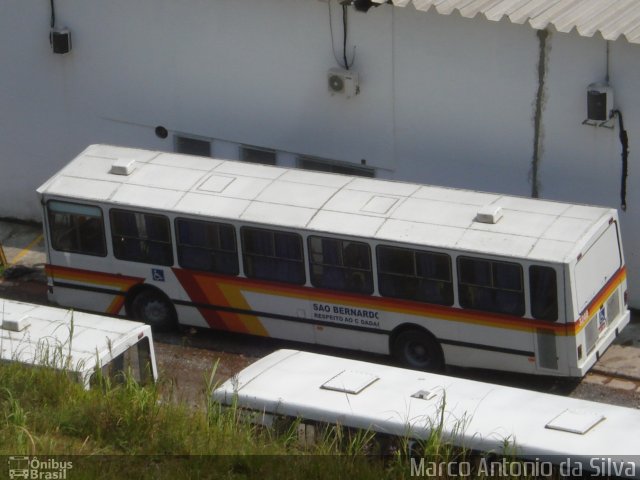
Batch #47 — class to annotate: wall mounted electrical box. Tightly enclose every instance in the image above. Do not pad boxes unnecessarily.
[50,28,72,54]
[587,83,613,122]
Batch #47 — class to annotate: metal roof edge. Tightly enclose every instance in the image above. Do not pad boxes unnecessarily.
[372,0,640,45]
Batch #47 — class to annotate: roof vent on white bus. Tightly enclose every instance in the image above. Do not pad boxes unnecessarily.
[2,315,32,332]
[475,205,503,224]
[109,158,136,176]
[411,389,438,401]
[545,409,605,435]
[320,370,379,394]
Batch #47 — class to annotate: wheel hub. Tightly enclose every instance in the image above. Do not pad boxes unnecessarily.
[144,300,167,323]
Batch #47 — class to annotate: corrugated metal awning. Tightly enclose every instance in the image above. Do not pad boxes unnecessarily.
[372,0,640,44]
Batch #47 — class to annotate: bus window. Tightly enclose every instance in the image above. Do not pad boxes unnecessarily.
[176,218,238,275]
[90,337,155,387]
[309,236,373,294]
[47,201,107,256]
[241,227,305,284]
[458,257,524,316]
[377,246,453,305]
[110,209,173,266]
[530,266,558,321]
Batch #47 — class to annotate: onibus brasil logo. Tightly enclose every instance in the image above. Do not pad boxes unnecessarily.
[8,456,73,479]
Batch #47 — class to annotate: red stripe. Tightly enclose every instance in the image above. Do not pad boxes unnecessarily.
[172,268,230,330]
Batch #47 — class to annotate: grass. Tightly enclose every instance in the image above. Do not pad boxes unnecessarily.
[0,361,531,479]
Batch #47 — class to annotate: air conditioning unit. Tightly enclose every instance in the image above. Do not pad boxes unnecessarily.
[587,83,613,122]
[328,68,359,98]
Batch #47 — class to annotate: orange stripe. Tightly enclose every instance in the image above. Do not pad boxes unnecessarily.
[568,267,626,334]
[106,296,127,315]
[47,264,143,290]
[176,271,563,335]
[172,268,267,335]
[49,263,626,338]
[46,264,144,314]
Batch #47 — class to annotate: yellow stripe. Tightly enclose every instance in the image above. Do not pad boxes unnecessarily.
[10,234,43,266]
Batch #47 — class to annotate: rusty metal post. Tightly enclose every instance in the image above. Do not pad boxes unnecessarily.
[0,241,7,269]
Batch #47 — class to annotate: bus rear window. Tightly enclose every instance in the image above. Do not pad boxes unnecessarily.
[47,201,106,256]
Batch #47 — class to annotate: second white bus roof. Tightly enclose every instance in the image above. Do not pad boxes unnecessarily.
[37,144,617,264]
[0,298,155,385]
[214,349,640,467]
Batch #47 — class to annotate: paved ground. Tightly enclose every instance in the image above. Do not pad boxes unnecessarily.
[0,219,46,271]
[2,219,640,399]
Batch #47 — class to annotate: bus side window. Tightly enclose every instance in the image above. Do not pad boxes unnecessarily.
[241,227,305,284]
[529,266,558,321]
[47,201,107,256]
[175,218,238,275]
[308,236,373,294]
[90,338,154,388]
[377,245,453,306]
[458,257,524,316]
[110,209,173,266]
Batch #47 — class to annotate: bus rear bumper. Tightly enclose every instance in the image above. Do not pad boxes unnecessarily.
[573,309,631,377]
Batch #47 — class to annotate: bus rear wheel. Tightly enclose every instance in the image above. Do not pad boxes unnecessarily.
[131,289,176,332]
[392,329,444,372]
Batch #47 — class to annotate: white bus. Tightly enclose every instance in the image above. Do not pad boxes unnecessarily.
[213,349,640,478]
[37,144,630,377]
[0,298,157,388]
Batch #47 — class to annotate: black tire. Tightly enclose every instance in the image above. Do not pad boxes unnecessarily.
[131,289,176,332]
[392,329,444,371]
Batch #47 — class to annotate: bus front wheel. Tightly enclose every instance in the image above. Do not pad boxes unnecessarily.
[131,289,176,332]
[392,329,444,372]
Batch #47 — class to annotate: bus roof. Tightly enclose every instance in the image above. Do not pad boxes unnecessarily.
[0,298,154,381]
[214,349,640,467]
[37,144,616,263]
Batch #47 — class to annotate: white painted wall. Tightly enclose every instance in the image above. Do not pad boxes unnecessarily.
[1,0,638,304]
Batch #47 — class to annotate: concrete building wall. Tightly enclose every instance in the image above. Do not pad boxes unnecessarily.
[1,0,637,302]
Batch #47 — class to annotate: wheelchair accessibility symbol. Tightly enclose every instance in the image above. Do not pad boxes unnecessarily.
[152,268,165,282]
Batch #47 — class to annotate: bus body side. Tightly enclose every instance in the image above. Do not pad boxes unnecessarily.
[40,198,629,378]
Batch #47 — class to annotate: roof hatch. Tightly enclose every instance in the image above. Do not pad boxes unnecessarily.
[545,409,605,435]
[199,174,235,193]
[320,370,379,394]
[475,205,503,224]
[110,158,136,176]
[361,195,399,215]
[411,389,438,401]
[2,315,32,332]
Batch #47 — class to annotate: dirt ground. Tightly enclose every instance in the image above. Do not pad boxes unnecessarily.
[153,341,256,407]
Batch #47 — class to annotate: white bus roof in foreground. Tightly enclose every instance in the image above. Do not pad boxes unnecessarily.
[214,350,640,471]
[0,299,156,387]
[37,144,617,263]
